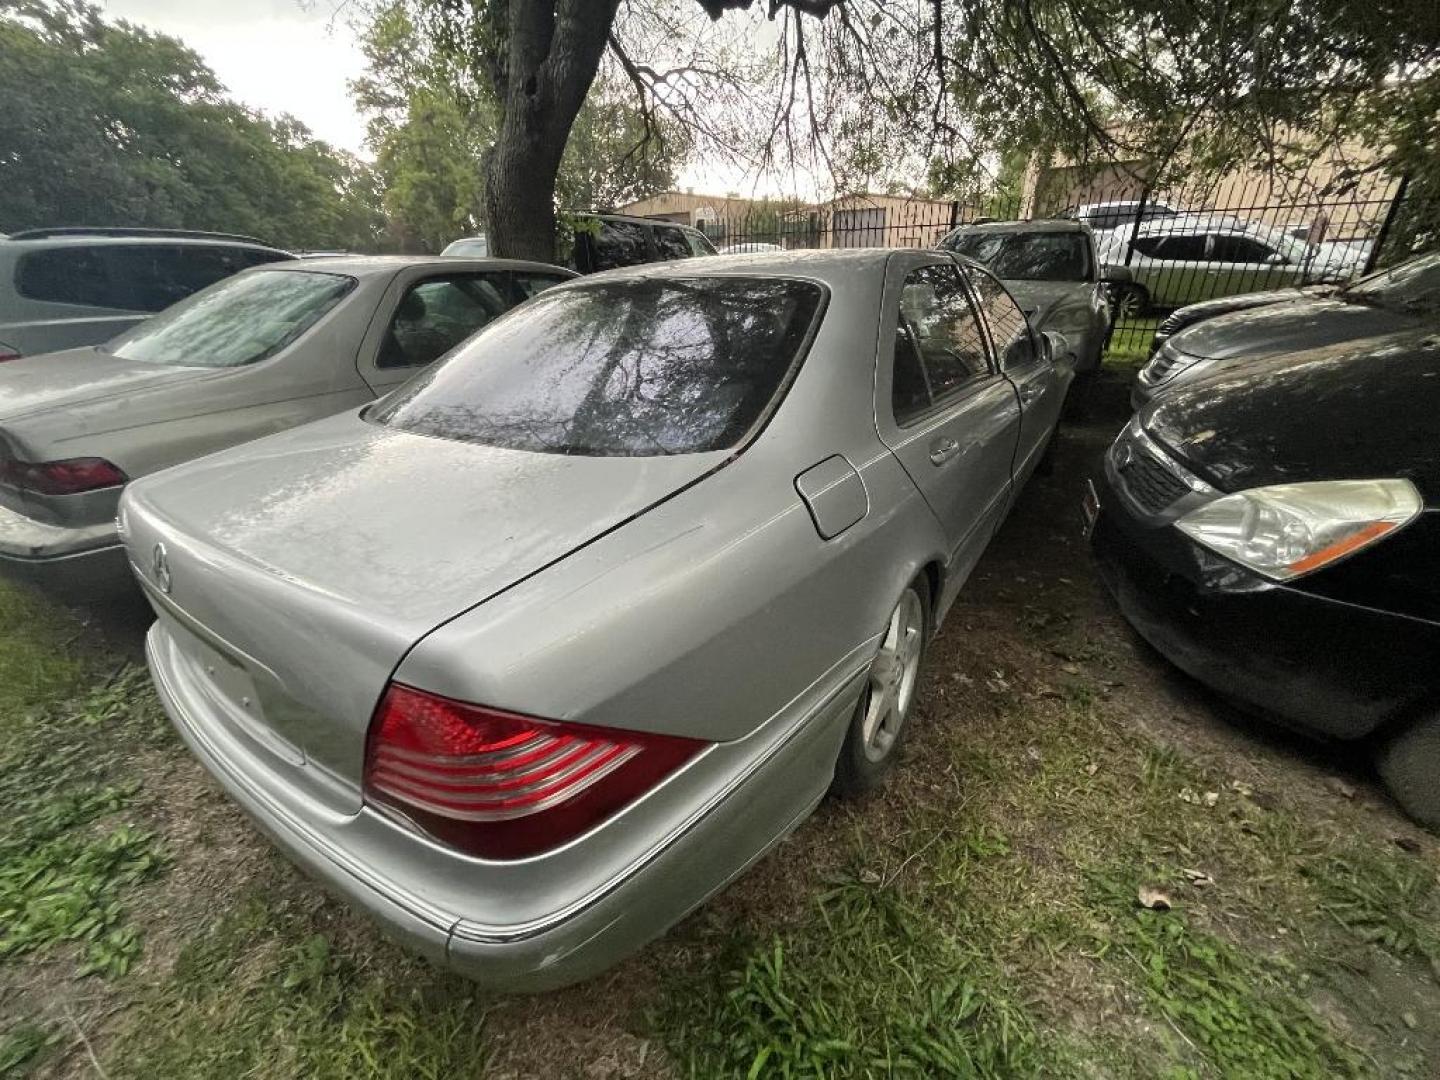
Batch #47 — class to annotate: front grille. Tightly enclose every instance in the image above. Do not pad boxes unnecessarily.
[1115,442,1191,515]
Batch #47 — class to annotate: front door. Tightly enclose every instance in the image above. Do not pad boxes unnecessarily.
[875,258,1022,605]
[960,262,1069,487]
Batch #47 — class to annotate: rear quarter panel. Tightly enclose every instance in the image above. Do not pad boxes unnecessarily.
[394,259,951,744]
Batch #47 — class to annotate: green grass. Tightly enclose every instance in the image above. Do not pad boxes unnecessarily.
[0,579,91,721]
[2,566,1438,1077]
[1105,317,1162,367]
[108,897,492,1079]
[0,667,168,976]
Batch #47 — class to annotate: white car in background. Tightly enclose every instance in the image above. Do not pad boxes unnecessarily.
[1096,217,1353,317]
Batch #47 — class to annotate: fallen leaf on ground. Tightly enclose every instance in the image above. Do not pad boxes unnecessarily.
[858,868,881,885]
[1084,763,1099,777]
[1181,868,1215,888]
[1178,788,1219,808]
[1138,886,1172,911]
[1060,663,1081,675]
[1228,779,1254,798]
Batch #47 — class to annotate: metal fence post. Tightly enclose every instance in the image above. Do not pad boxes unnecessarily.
[1365,174,1410,276]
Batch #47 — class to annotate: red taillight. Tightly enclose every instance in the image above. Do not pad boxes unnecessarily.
[0,456,127,495]
[363,683,706,859]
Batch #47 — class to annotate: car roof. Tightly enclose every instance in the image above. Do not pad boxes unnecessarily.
[257,255,577,279]
[566,247,908,286]
[948,219,1089,236]
[0,234,290,253]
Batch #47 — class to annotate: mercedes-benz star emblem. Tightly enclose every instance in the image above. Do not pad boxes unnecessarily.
[152,542,173,595]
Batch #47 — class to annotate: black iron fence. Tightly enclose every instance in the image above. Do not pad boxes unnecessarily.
[644,175,1427,355]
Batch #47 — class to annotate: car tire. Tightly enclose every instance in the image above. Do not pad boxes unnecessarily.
[1111,283,1149,322]
[831,577,931,797]
[1376,710,1440,829]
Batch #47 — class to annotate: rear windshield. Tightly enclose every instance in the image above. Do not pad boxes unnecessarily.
[369,276,825,456]
[945,231,1091,281]
[107,269,353,368]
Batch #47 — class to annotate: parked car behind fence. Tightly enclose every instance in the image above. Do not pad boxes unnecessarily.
[1096,216,1357,318]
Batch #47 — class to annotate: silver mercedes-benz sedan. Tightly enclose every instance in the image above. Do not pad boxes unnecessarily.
[121,249,1073,991]
[0,256,573,591]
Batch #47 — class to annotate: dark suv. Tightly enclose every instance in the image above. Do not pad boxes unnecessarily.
[0,228,295,360]
[442,213,718,273]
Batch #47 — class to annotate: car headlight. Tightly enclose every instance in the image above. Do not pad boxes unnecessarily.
[1175,479,1422,581]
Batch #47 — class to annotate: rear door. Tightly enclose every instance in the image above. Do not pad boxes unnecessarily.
[875,256,1021,599]
[356,268,570,393]
[1207,232,1304,298]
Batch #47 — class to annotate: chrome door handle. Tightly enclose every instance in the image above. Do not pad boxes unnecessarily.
[929,437,960,465]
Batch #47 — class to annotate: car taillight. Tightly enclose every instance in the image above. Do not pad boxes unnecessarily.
[363,683,707,859]
[0,456,127,495]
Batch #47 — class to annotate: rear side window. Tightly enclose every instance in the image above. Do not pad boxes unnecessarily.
[590,220,652,272]
[370,277,826,456]
[378,274,515,370]
[14,247,121,309]
[13,244,284,312]
[685,229,718,256]
[109,269,353,368]
[654,226,693,260]
[1210,234,1280,264]
[896,264,991,418]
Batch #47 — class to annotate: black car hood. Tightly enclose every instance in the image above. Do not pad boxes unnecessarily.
[1143,327,1440,500]
[1172,296,1421,361]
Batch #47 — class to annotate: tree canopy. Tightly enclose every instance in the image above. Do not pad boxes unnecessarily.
[352,0,686,252]
[0,0,385,249]
[382,0,1437,260]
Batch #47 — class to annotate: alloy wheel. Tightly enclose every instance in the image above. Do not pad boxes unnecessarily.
[860,587,925,762]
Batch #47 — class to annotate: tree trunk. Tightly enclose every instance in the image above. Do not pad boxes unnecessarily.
[484,0,622,262]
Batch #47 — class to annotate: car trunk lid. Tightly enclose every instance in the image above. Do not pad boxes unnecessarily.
[123,410,728,810]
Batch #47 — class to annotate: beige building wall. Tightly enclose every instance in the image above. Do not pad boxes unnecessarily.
[617,191,960,250]
[1024,135,1399,242]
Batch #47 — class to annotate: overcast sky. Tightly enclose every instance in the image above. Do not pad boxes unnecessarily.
[99,0,371,154]
[95,0,815,199]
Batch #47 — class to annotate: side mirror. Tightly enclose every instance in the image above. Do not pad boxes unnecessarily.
[1040,330,1073,368]
[1101,264,1131,284]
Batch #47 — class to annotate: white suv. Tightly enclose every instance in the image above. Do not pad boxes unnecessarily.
[1095,217,1349,317]
[0,228,294,361]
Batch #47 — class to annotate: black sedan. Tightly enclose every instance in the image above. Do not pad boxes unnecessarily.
[1087,332,1440,825]
[1133,249,1439,407]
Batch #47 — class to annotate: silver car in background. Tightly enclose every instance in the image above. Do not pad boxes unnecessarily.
[123,249,1073,990]
[940,219,1118,374]
[0,256,573,590]
[1097,217,1348,316]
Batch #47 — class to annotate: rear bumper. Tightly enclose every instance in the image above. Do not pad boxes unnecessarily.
[147,619,860,991]
[0,502,126,591]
